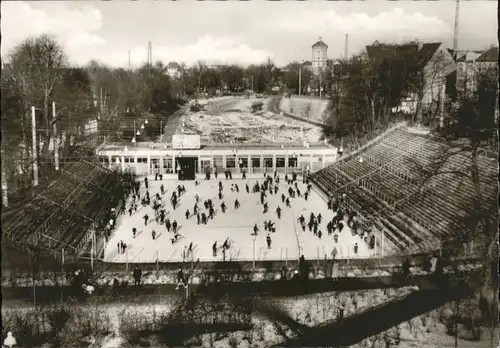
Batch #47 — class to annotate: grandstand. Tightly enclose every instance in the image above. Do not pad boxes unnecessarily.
[310,125,497,256]
[1,159,131,270]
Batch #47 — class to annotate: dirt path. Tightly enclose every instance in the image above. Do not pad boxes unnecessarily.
[162,105,189,142]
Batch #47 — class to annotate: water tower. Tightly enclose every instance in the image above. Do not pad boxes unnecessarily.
[312,37,328,75]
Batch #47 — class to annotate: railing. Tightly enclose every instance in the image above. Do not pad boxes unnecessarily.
[334,122,407,164]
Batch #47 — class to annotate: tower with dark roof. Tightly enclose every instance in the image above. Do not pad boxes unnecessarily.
[312,37,328,74]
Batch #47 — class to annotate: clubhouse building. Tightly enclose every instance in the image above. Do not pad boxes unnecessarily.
[96,135,338,179]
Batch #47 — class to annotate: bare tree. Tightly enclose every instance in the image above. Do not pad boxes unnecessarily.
[9,35,68,157]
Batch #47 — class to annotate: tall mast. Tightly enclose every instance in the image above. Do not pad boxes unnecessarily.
[453,0,460,56]
[147,41,152,66]
[344,34,349,60]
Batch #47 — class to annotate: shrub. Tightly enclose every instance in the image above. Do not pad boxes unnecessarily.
[2,308,47,347]
[228,333,240,348]
[58,305,113,347]
[251,101,263,113]
[45,306,72,345]
[190,102,202,112]
[119,309,156,346]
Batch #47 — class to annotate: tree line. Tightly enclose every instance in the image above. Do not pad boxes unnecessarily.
[2,35,497,198]
[0,35,287,195]
[323,42,498,143]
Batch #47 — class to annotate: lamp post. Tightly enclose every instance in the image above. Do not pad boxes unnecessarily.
[31,106,54,186]
[298,67,302,96]
[32,106,39,186]
[252,233,257,270]
[132,120,141,146]
[176,152,182,174]
[115,157,122,172]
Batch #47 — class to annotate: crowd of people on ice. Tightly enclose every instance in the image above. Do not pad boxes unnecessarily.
[114,168,376,267]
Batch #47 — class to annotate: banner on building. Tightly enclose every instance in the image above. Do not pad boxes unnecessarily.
[172,134,201,150]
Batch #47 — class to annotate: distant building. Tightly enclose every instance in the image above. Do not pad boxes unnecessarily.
[451,45,498,97]
[312,37,328,75]
[476,45,499,68]
[366,40,456,120]
[280,61,312,73]
[166,62,182,79]
[84,119,99,135]
[452,49,484,97]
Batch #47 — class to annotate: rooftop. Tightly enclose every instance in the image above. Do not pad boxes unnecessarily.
[167,61,182,70]
[99,141,334,152]
[312,37,328,49]
[476,46,499,62]
[366,41,442,68]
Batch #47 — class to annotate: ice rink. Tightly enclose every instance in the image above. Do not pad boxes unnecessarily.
[103,175,372,263]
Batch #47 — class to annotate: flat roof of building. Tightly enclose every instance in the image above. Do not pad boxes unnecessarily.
[99,142,334,152]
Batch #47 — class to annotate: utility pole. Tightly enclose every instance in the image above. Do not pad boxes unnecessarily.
[128,50,131,70]
[1,129,8,207]
[344,34,349,60]
[32,106,39,186]
[299,67,302,96]
[319,71,322,98]
[251,76,254,93]
[91,229,95,271]
[147,41,152,74]
[453,0,460,56]
[99,87,103,120]
[52,102,59,171]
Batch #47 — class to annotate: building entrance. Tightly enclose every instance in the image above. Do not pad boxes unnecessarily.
[177,157,197,180]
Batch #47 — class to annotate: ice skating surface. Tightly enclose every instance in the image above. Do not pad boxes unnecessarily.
[104,176,372,263]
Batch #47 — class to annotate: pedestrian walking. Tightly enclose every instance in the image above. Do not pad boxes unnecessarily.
[276,206,281,219]
[176,268,185,290]
[143,214,149,226]
[253,223,259,235]
[172,220,178,233]
[152,230,156,240]
[327,221,333,235]
[133,266,142,286]
[266,234,272,249]
[132,227,137,238]
[185,209,190,219]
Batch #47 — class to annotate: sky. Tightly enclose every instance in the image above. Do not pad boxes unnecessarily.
[1,1,497,68]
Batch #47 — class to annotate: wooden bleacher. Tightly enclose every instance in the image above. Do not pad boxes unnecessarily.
[310,127,497,255]
[1,159,126,254]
